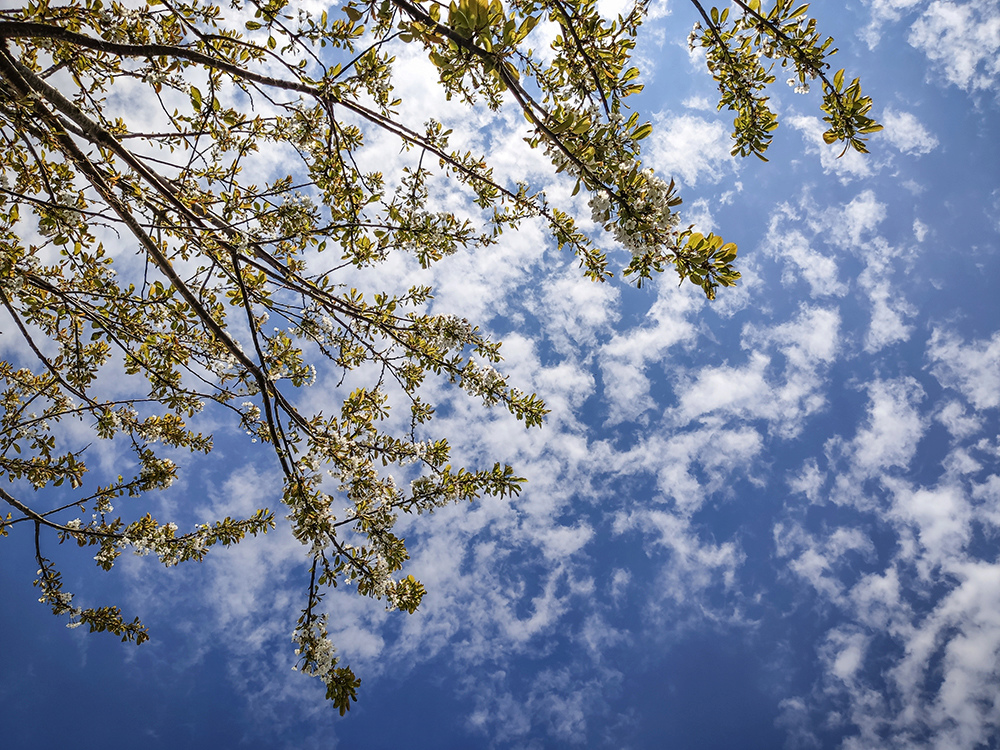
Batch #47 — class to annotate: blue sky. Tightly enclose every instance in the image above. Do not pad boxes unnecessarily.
[2,1,1000,748]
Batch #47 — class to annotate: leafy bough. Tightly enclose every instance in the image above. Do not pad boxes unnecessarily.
[0,0,879,713]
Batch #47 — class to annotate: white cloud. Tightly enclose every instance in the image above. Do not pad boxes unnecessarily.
[765,315,1000,749]
[936,400,983,438]
[846,377,927,477]
[647,112,737,186]
[613,425,763,514]
[849,567,906,630]
[889,480,973,573]
[864,1,1000,91]
[972,474,1000,529]
[763,204,849,297]
[775,696,822,750]
[827,190,888,250]
[861,0,926,45]
[881,561,1000,748]
[464,666,624,745]
[881,108,940,154]
[908,0,1000,91]
[674,351,772,424]
[816,376,929,515]
[599,280,703,423]
[684,197,718,234]
[775,521,876,601]
[669,306,841,438]
[788,458,826,503]
[820,627,870,683]
[527,267,621,356]
[787,115,875,181]
[928,328,1000,410]
[614,505,746,602]
[859,255,916,352]
[682,94,714,111]
[989,188,1000,233]
[802,191,915,352]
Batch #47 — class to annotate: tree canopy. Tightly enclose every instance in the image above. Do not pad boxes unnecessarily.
[0,0,879,713]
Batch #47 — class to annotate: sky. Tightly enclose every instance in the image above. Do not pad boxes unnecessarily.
[2,1,1000,749]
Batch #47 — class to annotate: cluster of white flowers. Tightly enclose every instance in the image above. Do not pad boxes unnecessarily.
[409,474,461,505]
[284,483,338,555]
[402,440,433,465]
[127,522,180,565]
[103,409,121,430]
[136,416,172,444]
[54,188,76,206]
[363,65,392,105]
[295,305,338,346]
[241,401,260,426]
[787,77,810,94]
[303,363,317,386]
[400,210,458,257]
[37,189,84,237]
[189,527,210,556]
[289,100,327,151]
[423,314,473,353]
[460,360,506,405]
[264,359,316,386]
[96,405,140,439]
[94,544,118,567]
[206,349,240,379]
[687,21,702,51]
[292,614,337,679]
[369,557,393,601]
[98,7,159,44]
[35,569,83,626]
[607,169,681,257]
[252,191,319,243]
[537,106,682,261]
[140,456,176,490]
[282,191,315,211]
[64,518,82,530]
[232,232,251,254]
[241,401,262,439]
[12,250,41,278]
[339,550,393,600]
[589,190,613,224]
[93,520,182,567]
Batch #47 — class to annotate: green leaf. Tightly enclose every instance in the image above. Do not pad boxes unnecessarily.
[621,66,640,83]
[632,122,652,140]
